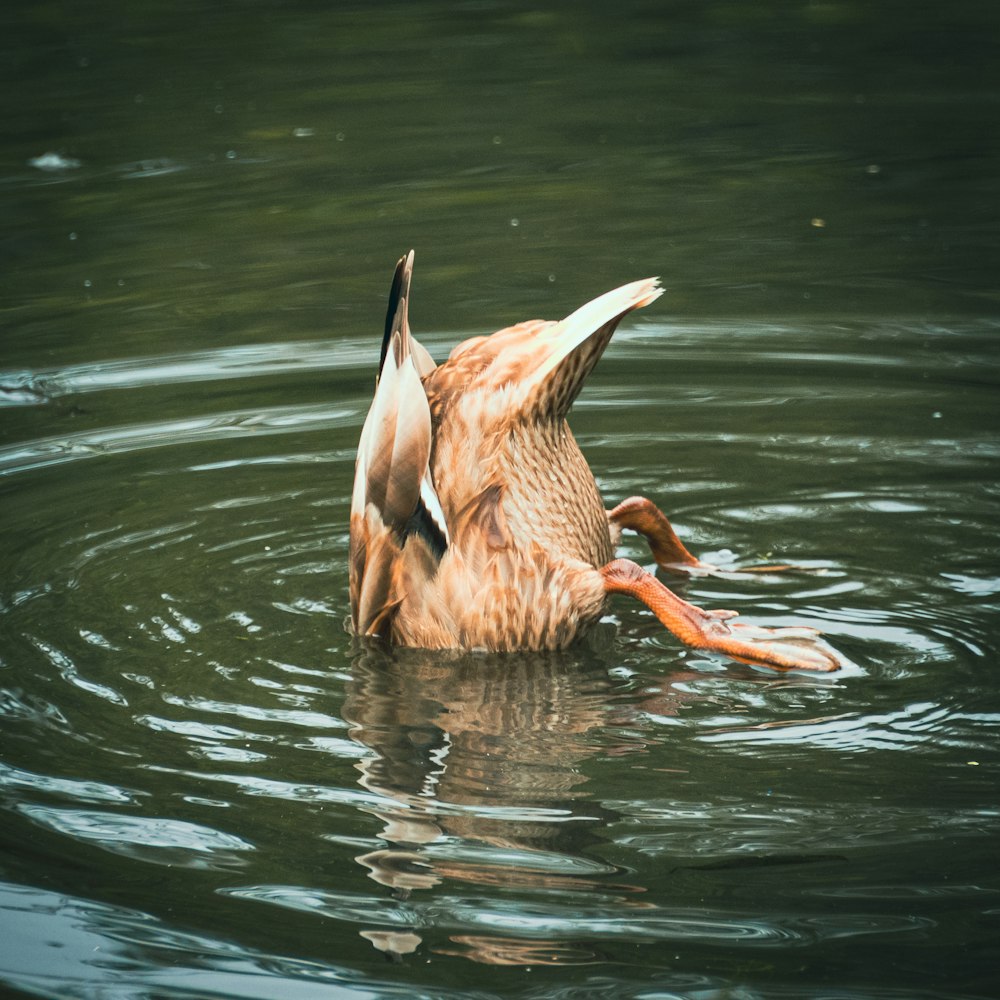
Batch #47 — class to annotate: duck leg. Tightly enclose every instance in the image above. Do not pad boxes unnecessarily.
[607,496,704,570]
[600,557,845,672]
[607,495,802,576]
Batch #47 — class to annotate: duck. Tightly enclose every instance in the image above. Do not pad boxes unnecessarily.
[349,251,847,671]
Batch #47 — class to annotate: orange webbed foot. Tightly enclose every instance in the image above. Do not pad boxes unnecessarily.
[600,558,848,673]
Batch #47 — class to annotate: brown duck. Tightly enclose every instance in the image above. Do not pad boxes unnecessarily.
[349,251,847,671]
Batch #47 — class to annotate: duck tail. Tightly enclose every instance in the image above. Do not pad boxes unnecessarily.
[351,253,449,636]
[379,250,436,381]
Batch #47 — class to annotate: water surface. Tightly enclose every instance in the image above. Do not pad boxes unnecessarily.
[2,3,999,998]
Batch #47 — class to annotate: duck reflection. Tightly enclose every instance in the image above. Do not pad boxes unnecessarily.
[342,641,648,963]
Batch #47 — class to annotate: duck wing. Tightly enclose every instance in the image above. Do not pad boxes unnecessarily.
[511,277,662,418]
[434,277,662,420]
[350,251,448,637]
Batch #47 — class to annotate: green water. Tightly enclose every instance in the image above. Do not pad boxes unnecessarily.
[2,3,999,998]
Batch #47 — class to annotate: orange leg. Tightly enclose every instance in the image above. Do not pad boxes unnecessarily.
[608,495,801,575]
[607,496,703,569]
[600,558,844,672]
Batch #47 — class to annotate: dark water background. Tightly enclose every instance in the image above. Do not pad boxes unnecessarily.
[2,2,999,998]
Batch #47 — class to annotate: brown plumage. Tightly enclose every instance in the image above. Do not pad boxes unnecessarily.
[349,252,850,671]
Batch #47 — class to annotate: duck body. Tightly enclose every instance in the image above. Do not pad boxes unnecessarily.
[350,252,645,650]
[350,252,849,671]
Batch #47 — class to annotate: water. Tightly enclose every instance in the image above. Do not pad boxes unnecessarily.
[2,3,999,998]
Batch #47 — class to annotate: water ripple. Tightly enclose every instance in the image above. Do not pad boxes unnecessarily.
[0,339,390,406]
[17,804,254,868]
[0,403,359,477]
[698,700,999,753]
[224,881,936,953]
[810,882,1000,901]
[25,634,128,706]
[159,694,346,731]
[1,318,997,991]
[0,881,414,1000]
[614,800,998,856]
[0,763,137,805]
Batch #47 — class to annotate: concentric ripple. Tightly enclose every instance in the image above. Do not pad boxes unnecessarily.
[1,320,998,994]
